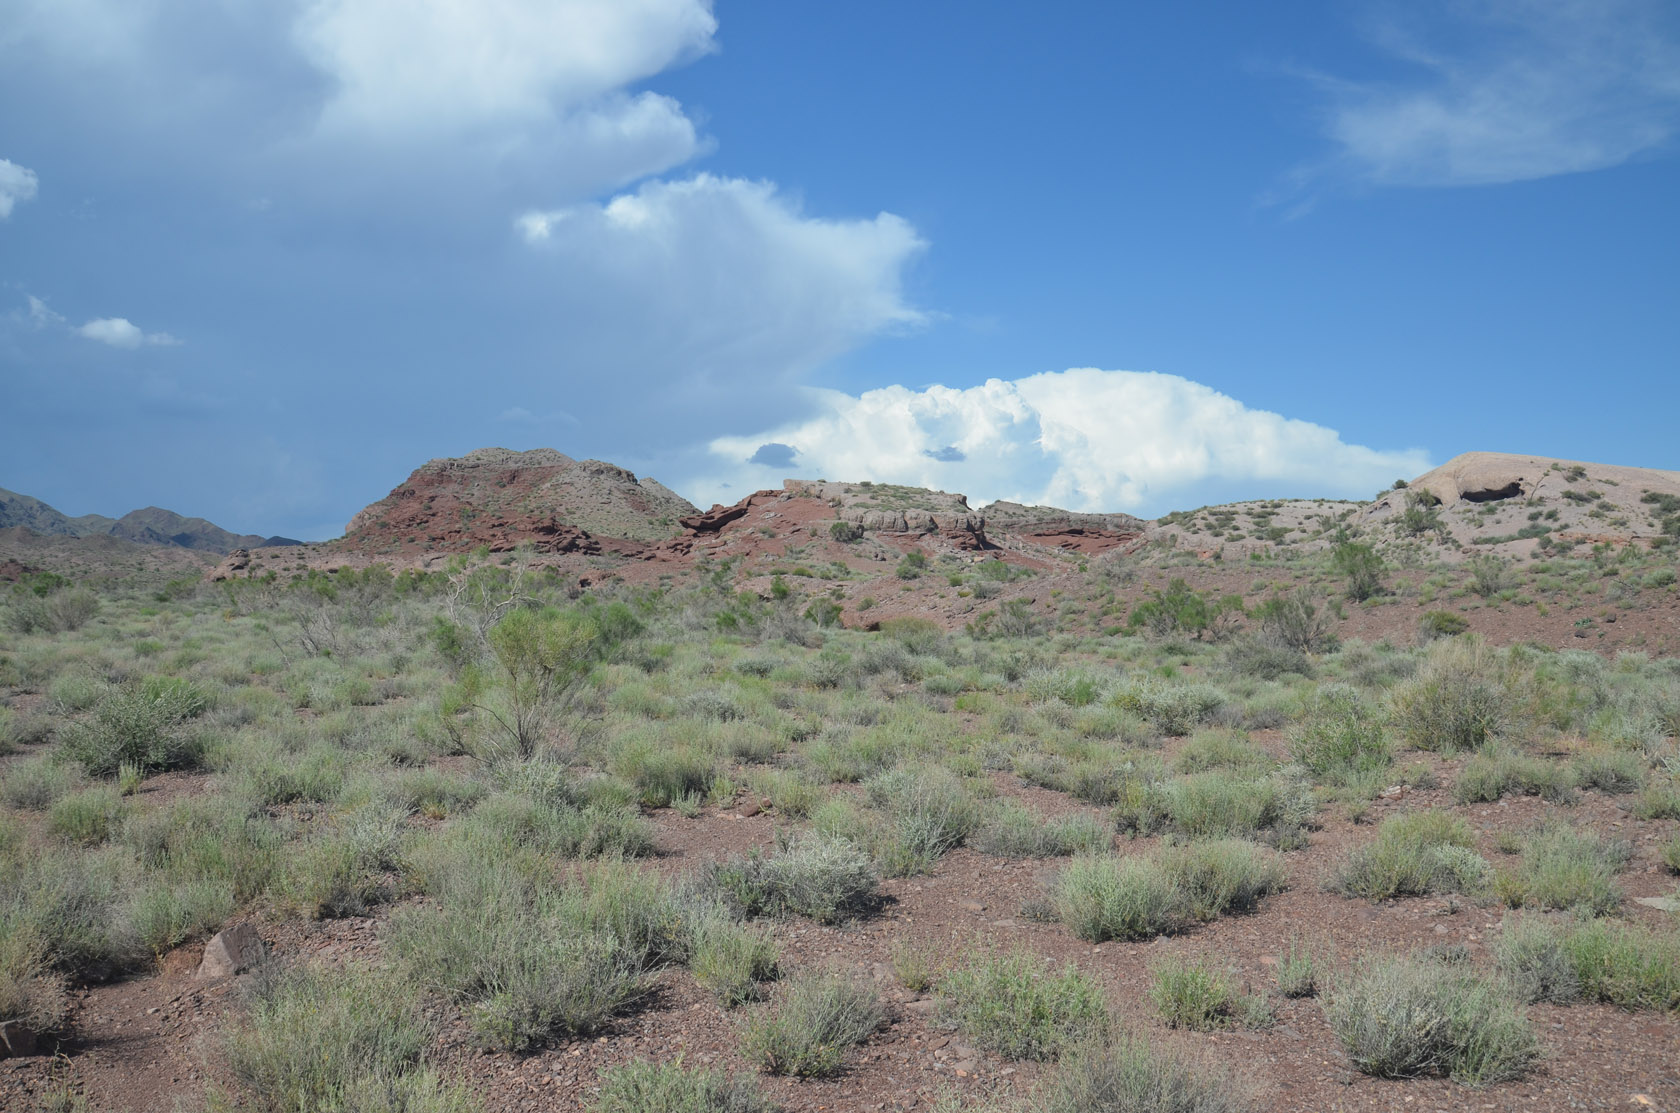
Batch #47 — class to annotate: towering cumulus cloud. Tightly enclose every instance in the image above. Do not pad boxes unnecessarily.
[705,369,1430,515]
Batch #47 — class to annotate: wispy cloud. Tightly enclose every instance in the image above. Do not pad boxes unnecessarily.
[0,157,38,217]
[1301,0,1680,188]
[698,368,1430,516]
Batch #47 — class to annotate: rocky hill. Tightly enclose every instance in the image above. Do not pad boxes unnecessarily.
[0,487,295,553]
[338,447,699,556]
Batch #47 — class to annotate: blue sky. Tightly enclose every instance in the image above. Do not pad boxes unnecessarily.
[2,0,1677,540]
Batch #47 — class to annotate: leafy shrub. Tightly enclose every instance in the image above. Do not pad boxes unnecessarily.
[1126,579,1244,641]
[1054,856,1190,942]
[1112,679,1224,736]
[1419,610,1469,640]
[936,948,1108,1061]
[1117,770,1314,846]
[742,970,883,1077]
[1330,811,1488,901]
[867,765,983,873]
[594,1060,774,1113]
[1332,541,1385,602]
[1326,952,1539,1085]
[1252,589,1337,654]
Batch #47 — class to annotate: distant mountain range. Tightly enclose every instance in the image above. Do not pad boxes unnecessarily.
[0,487,298,554]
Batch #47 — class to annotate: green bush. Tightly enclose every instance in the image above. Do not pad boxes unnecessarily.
[1149,955,1253,1031]
[688,912,778,1007]
[1495,823,1628,916]
[47,784,127,844]
[1496,916,1679,1011]
[1330,811,1488,901]
[1287,684,1391,784]
[866,765,983,873]
[594,1059,773,1113]
[1274,938,1318,998]
[59,679,208,777]
[699,833,878,925]
[741,970,882,1078]
[1155,839,1286,921]
[1112,679,1224,736]
[936,948,1107,1061]
[1390,636,1515,753]
[1,755,83,811]
[1419,610,1470,640]
[223,962,470,1113]
[1326,952,1539,1085]
[1054,856,1189,942]
[970,801,1109,858]
[1454,748,1577,804]
[1037,1032,1251,1113]
[1571,750,1647,795]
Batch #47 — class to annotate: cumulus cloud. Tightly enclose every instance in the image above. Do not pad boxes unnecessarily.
[701,368,1430,515]
[75,317,180,349]
[516,174,926,434]
[1308,0,1680,187]
[0,158,38,217]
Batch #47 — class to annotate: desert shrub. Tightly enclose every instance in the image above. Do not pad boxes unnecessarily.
[0,908,69,1044]
[936,948,1107,1061]
[1496,823,1628,916]
[970,801,1109,858]
[223,962,470,1113]
[688,912,778,1007]
[128,877,235,955]
[1287,684,1391,784]
[1155,839,1286,921]
[1172,730,1270,775]
[741,970,883,1078]
[867,765,983,873]
[1037,1032,1251,1113]
[1453,748,1577,804]
[700,833,878,925]
[275,809,404,919]
[594,1060,774,1113]
[1663,833,1680,874]
[382,766,487,818]
[1633,778,1680,820]
[1054,856,1190,942]
[1328,952,1539,1086]
[1419,610,1470,640]
[1496,916,1679,1011]
[614,741,717,808]
[1252,589,1337,654]
[744,767,820,818]
[1,755,83,810]
[1112,679,1224,736]
[5,588,99,634]
[1571,750,1646,795]
[1274,938,1318,998]
[1390,636,1516,753]
[1118,770,1314,847]
[46,784,127,845]
[1149,956,1256,1031]
[0,844,145,979]
[890,940,940,993]
[1330,811,1488,901]
[1221,635,1311,681]
[389,866,662,1051]
[59,678,208,777]
[1126,579,1244,642]
[1332,541,1385,602]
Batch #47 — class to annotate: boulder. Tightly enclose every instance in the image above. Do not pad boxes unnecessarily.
[198,922,266,979]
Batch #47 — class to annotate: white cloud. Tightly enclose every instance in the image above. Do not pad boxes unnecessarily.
[1311,0,1680,187]
[295,0,715,137]
[516,174,926,434]
[76,317,180,348]
[0,158,38,217]
[701,368,1431,515]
